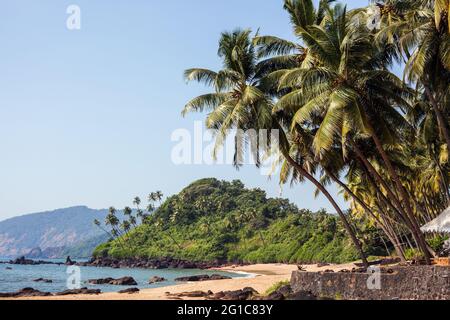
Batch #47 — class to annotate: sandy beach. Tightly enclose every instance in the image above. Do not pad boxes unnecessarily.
[4,262,358,300]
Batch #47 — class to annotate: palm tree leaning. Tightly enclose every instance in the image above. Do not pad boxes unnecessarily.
[255,1,433,262]
[183,28,369,267]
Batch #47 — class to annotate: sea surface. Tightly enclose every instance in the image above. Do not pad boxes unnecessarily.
[0,258,247,293]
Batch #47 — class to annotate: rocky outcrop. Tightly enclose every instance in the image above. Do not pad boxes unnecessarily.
[165,288,258,300]
[65,256,75,265]
[166,290,214,299]
[88,277,137,286]
[213,287,259,300]
[0,288,52,298]
[174,274,232,282]
[33,278,53,283]
[149,276,166,284]
[79,257,236,270]
[8,256,63,266]
[0,287,101,298]
[55,288,101,296]
[118,288,140,294]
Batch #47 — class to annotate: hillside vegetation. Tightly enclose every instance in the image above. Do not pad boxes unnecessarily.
[94,179,385,264]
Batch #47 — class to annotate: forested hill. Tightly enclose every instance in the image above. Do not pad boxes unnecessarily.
[94,178,384,263]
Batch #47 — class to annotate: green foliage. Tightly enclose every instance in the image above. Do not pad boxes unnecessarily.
[427,234,450,253]
[404,248,424,260]
[94,179,384,264]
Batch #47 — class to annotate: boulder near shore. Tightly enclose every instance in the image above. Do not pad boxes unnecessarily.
[174,274,232,282]
[149,276,166,284]
[88,277,137,286]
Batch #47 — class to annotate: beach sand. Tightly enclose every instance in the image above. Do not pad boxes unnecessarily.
[4,262,358,300]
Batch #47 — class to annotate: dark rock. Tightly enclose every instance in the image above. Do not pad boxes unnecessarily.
[269,291,285,300]
[88,277,137,286]
[211,287,259,300]
[110,277,137,286]
[65,256,75,265]
[33,278,53,283]
[149,276,166,284]
[175,291,211,298]
[287,290,318,300]
[8,256,61,266]
[55,287,101,296]
[9,256,35,265]
[118,288,140,294]
[79,257,243,270]
[175,274,231,282]
[277,285,293,297]
[5,267,12,270]
[317,263,330,268]
[0,287,52,298]
[88,277,115,285]
[297,265,306,271]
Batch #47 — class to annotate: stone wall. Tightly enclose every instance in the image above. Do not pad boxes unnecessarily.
[290,266,450,300]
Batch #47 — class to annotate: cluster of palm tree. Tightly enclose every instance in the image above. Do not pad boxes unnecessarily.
[93,191,164,249]
[183,0,449,265]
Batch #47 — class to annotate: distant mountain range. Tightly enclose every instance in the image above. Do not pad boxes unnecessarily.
[0,206,112,258]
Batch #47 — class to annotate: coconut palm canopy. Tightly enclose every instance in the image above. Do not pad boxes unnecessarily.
[183,0,450,265]
[421,207,450,234]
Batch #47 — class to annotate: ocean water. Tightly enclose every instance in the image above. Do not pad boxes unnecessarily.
[0,258,246,293]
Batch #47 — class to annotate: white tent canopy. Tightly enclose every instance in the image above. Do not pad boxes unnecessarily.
[421,207,450,234]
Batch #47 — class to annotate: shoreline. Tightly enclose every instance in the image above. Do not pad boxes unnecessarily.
[1,262,359,300]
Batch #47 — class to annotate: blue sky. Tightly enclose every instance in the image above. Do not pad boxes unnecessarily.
[0,0,369,220]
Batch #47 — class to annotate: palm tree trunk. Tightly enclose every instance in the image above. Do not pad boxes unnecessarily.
[424,85,450,152]
[363,123,432,263]
[280,148,369,267]
[353,144,434,262]
[353,145,411,225]
[326,170,406,262]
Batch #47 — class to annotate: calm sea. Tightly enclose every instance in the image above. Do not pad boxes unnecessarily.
[0,258,246,293]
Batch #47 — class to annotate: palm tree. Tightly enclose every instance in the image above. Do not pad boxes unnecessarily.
[133,196,141,208]
[105,207,127,250]
[123,206,132,216]
[263,3,432,262]
[373,0,450,152]
[147,203,155,213]
[183,29,274,167]
[93,219,114,240]
[155,191,164,205]
[184,27,369,266]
